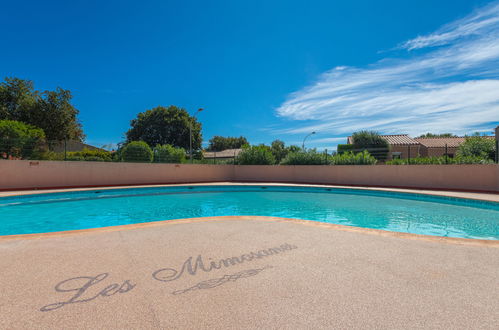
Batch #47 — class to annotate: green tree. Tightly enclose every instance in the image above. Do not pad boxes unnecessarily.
[121,141,153,162]
[417,133,457,138]
[0,120,46,159]
[31,88,84,141]
[207,136,248,151]
[351,130,389,161]
[236,145,276,165]
[270,140,285,163]
[0,77,37,121]
[0,77,84,141]
[126,105,202,150]
[153,144,186,163]
[457,134,495,160]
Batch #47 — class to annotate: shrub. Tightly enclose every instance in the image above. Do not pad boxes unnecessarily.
[336,144,354,154]
[66,155,85,161]
[281,150,327,165]
[121,141,153,162]
[236,145,276,165]
[385,155,493,165]
[0,119,46,159]
[38,151,64,161]
[454,155,494,164]
[386,157,446,165]
[330,150,377,165]
[84,156,106,162]
[457,135,495,160]
[153,144,186,163]
[66,148,112,162]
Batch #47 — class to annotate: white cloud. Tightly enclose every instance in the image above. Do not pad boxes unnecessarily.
[275,1,499,138]
[401,2,499,50]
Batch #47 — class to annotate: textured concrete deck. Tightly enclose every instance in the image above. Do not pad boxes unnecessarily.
[1,217,498,329]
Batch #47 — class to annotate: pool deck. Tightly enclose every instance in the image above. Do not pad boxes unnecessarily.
[0,184,498,329]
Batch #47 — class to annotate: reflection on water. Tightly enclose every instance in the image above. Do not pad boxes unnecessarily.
[1,187,498,239]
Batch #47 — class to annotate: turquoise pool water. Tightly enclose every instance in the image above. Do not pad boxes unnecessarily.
[1,185,498,239]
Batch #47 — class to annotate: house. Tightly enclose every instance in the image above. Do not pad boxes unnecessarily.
[203,148,242,160]
[415,137,465,158]
[347,134,420,160]
[347,133,496,160]
[416,136,496,158]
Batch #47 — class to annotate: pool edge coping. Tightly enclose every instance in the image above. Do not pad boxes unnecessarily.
[1,215,497,247]
[1,182,498,202]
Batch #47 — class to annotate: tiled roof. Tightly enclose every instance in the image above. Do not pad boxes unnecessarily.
[347,134,419,145]
[415,136,494,148]
[381,135,420,145]
[203,148,242,158]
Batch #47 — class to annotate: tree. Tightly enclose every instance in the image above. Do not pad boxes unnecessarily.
[0,77,84,141]
[270,140,288,163]
[417,133,457,138]
[287,145,301,153]
[0,77,37,121]
[207,136,248,151]
[351,130,389,161]
[236,145,276,165]
[121,141,153,162]
[31,88,84,141]
[457,134,495,160]
[0,120,46,159]
[126,106,202,150]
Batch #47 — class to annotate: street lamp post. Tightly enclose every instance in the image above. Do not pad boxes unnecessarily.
[190,108,204,163]
[302,131,316,150]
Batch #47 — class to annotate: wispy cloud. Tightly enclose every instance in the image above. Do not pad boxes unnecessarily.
[401,2,499,50]
[275,1,499,138]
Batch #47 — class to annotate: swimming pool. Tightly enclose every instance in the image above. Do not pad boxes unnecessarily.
[1,185,498,239]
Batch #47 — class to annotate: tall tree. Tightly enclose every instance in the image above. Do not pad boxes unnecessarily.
[0,77,37,121]
[126,105,202,150]
[31,88,84,141]
[0,77,84,141]
[207,136,248,151]
[270,139,287,163]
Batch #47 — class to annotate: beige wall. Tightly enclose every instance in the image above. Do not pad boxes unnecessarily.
[0,160,233,190]
[1,160,498,192]
[233,165,499,192]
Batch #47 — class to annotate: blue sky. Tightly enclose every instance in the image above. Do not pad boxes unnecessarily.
[1,0,498,150]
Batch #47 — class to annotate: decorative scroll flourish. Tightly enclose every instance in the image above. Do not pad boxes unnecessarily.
[172,266,273,295]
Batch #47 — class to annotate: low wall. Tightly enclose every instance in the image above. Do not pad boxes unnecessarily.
[0,160,498,192]
[233,165,499,192]
[0,160,233,190]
